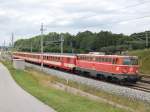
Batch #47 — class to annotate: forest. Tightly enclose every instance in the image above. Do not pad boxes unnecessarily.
[14,30,149,54]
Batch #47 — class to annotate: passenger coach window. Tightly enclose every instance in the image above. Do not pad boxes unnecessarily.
[67,58,70,62]
[112,58,117,64]
[96,57,99,62]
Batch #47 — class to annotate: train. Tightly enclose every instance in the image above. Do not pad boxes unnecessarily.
[13,52,140,84]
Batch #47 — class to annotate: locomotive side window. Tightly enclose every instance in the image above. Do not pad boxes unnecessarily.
[86,56,92,61]
[80,56,82,60]
[97,57,99,62]
[100,57,102,62]
[104,58,106,62]
[105,58,108,62]
[95,57,112,63]
[82,56,85,60]
[108,58,112,63]
[102,58,104,62]
[96,57,99,62]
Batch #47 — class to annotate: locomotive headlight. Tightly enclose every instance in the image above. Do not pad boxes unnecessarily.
[136,70,139,73]
[130,67,133,72]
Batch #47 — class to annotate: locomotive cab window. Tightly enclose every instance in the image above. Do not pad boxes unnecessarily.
[123,58,130,65]
[123,58,138,65]
[131,58,138,65]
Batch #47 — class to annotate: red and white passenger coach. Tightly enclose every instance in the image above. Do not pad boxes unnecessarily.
[13,52,140,83]
[13,52,76,71]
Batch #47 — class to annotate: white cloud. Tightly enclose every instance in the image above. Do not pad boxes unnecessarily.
[0,0,149,45]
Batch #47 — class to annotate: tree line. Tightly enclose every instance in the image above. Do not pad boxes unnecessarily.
[14,30,149,54]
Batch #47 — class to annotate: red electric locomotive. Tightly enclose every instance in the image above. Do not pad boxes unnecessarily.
[13,52,140,83]
[75,54,139,83]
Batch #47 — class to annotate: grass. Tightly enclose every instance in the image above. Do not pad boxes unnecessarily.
[1,61,130,112]
[128,49,150,75]
[27,69,150,112]
[52,77,150,110]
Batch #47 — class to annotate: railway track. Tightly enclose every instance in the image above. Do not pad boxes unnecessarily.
[131,82,150,93]
[130,75,150,93]
[140,75,150,84]
[81,73,150,93]
[61,70,150,93]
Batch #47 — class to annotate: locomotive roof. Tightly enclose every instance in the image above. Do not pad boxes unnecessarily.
[77,54,138,58]
[14,52,76,58]
[43,53,76,58]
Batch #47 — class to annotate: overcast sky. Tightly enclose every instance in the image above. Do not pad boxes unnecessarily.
[0,0,150,45]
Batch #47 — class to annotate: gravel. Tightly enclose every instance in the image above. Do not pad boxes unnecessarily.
[25,63,150,103]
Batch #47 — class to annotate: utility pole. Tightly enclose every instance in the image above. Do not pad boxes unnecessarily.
[11,32,14,53]
[60,35,64,54]
[30,41,33,52]
[11,32,14,61]
[11,32,14,49]
[145,31,149,48]
[70,41,74,54]
[40,23,44,69]
[3,40,6,51]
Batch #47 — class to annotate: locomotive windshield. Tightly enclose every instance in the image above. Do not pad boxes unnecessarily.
[123,58,138,65]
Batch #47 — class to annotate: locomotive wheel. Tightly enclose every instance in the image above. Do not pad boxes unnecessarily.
[97,74,105,80]
[83,71,90,77]
[112,77,119,83]
[107,76,112,82]
[75,70,83,75]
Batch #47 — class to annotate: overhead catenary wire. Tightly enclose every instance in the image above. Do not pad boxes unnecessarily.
[42,0,150,31]
[117,0,150,10]
[97,1,150,27]
[111,0,150,24]
[104,0,150,24]
[110,1,150,48]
